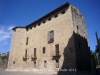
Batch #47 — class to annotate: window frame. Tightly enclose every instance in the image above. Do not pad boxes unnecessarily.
[44,61,47,68]
[43,47,45,53]
[26,37,29,45]
[48,30,54,43]
[34,62,36,68]
[56,60,59,68]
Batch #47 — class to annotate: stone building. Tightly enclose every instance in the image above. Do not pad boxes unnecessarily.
[8,2,92,74]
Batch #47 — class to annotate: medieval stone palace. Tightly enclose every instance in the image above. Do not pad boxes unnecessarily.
[8,2,92,74]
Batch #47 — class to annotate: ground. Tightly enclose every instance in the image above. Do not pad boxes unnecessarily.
[0,71,55,75]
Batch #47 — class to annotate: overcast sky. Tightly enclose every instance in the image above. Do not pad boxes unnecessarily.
[0,0,100,53]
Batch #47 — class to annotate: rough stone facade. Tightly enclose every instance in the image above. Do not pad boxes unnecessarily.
[8,2,91,74]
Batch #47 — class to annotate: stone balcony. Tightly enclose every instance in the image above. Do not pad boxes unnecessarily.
[31,55,37,61]
[23,55,29,61]
[52,51,61,60]
[23,55,27,61]
[48,39,54,43]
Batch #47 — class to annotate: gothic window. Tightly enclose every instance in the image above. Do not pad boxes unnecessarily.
[48,30,54,43]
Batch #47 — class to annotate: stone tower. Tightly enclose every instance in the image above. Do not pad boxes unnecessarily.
[8,2,91,74]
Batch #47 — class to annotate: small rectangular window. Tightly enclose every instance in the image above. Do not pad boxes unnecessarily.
[43,47,45,53]
[44,61,47,68]
[34,62,36,68]
[56,60,59,68]
[26,37,28,45]
[34,48,36,57]
[55,44,59,55]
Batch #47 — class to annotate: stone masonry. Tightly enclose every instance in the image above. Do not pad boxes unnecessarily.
[8,2,91,75]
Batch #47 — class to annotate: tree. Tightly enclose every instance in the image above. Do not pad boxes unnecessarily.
[1,55,9,60]
[95,32,100,66]
[95,32,100,53]
[95,39,100,53]
[0,53,9,60]
[91,50,98,65]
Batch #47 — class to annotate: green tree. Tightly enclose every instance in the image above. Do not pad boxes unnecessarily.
[1,55,9,60]
[91,50,98,65]
[95,32,100,53]
[95,39,100,53]
[95,32,100,66]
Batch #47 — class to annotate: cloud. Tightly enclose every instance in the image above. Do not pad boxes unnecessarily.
[8,26,14,31]
[0,25,14,46]
[0,41,7,46]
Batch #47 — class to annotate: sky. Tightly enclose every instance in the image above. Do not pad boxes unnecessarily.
[0,0,100,53]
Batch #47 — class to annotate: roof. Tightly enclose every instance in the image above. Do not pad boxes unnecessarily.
[12,2,70,30]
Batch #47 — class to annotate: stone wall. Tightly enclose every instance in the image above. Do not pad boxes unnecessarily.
[8,3,91,75]
[8,4,77,72]
[8,28,26,69]
[71,5,91,71]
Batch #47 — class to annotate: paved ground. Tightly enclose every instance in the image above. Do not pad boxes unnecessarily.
[0,71,55,75]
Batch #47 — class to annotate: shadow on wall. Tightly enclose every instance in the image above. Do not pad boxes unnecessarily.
[57,31,93,75]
